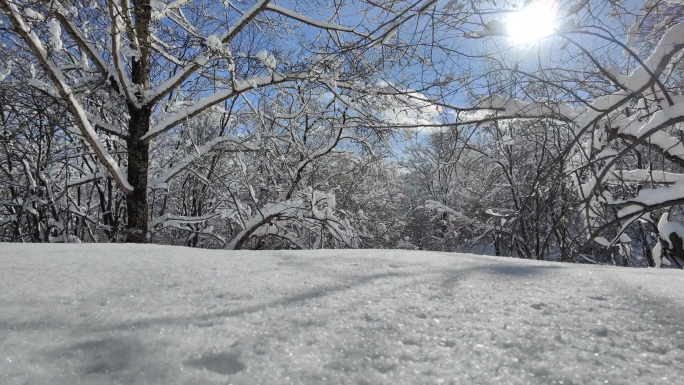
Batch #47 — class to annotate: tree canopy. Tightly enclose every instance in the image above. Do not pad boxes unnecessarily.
[2,0,684,267]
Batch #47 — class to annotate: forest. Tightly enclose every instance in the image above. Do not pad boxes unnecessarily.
[2,0,684,268]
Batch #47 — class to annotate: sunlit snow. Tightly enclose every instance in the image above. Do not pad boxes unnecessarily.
[2,244,683,384]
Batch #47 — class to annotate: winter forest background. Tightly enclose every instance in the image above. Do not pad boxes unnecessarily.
[2,0,684,268]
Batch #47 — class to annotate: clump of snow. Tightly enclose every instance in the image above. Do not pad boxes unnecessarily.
[254,50,276,70]
[594,236,611,247]
[484,208,503,216]
[653,241,664,268]
[657,212,684,249]
[150,0,167,12]
[120,45,141,59]
[263,54,276,70]
[2,244,684,385]
[485,19,507,35]
[255,50,267,62]
[23,8,44,21]
[619,233,632,243]
[567,0,589,15]
[46,19,63,51]
[558,18,578,32]
[205,34,222,50]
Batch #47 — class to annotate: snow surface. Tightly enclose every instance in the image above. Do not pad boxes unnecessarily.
[2,244,684,385]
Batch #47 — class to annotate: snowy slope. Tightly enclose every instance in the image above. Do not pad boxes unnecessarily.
[1,244,683,385]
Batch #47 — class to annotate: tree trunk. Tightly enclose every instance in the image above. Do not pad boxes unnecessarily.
[125,0,152,243]
[125,106,151,243]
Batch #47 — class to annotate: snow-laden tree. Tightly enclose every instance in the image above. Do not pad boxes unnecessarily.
[456,0,684,266]
[0,68,71,242]
[144,82,404,249]
[0,69,128,242]
[0,0,439,242]
[400,129,484,252]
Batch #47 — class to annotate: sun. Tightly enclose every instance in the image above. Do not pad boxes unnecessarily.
[506,1,558,44]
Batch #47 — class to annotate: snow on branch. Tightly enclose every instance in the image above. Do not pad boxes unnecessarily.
[150,212,221,228]
[590,114,684,206]
[66,172,107,188]
[147,57,206,106]
[574,21,684,135]
[0,2,133,191]
[604,170,684,185]
[225,199,307,250]
[84,112,128,137]
[480,21,684,142]
[219,0,271,43]
[53,3,123,95]
[144,73,309,142]
[224,189,356,250]
[149,136,257,189]
[618,131,684,169]
[476,95,582,122]
[367,0,439,47]
[150,0,193,22]
[147,0,271,105]
[264,4,357,34]
[107,0,138,107]
[613,97,684,166]
[616,181,684,218]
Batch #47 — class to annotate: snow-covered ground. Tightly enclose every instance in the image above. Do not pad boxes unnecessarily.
[2,244,683,385]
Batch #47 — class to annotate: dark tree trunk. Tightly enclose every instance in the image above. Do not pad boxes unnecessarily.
[125,106,151,243]
[125,0,153,243]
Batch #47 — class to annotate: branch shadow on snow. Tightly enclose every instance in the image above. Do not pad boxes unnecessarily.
[0,270,409,335]
[439,263,563,288]
[2,267,412,380]
[44,337,150,382]
[483,263,563,276]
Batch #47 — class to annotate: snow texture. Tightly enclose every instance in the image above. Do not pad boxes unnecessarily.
[2,244,684,385]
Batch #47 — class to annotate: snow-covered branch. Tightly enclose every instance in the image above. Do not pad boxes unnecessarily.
[0,2,132,191]
[107,0,138,107]
[54,4,123,94]
[149,136,257,189]
[144,73,309,142]
[264,4,358,34]
[150,0,194,22]
[147,0,271,106]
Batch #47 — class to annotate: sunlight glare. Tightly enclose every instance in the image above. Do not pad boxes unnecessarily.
[506,2,557,44]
